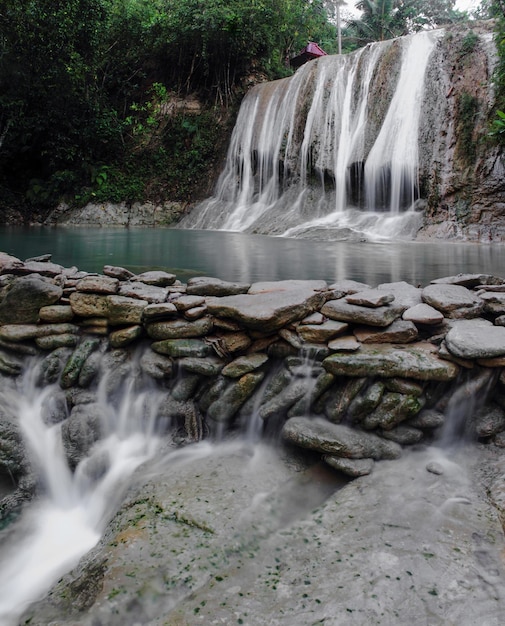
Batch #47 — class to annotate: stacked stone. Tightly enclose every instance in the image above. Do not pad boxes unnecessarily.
[1,251,505,484]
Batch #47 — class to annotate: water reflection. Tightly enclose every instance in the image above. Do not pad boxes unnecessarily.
[0,226,504,285]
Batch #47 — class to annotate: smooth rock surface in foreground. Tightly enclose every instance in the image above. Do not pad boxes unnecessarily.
[21,444,505,626]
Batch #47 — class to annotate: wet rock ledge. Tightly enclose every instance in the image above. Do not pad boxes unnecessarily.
[1,250,505,495]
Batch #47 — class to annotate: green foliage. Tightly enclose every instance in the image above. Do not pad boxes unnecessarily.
[456,92,479,164]
[0,0,336,217]
[342,0,466,49]
[490,1,505,145]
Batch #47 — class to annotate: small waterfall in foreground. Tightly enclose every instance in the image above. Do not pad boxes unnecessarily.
[179,30,442,241]
[0,363,217,626]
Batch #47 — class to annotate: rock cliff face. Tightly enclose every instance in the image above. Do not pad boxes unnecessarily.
[179,22,504,242]
[418,23,505,241]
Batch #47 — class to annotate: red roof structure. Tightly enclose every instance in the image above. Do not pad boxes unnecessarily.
[290,42,328,69]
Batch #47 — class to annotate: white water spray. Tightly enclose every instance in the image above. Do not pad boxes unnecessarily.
[179,30,441,241]
[0,364,213,625]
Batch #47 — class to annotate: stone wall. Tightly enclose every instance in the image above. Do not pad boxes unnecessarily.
[1,250,505,512]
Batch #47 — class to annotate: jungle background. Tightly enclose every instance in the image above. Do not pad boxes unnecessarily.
[0,0,502,222]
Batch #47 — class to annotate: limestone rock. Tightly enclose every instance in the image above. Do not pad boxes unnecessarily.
[328,279,370,294]
[297,319,348,343]
[60,338,101,389]
[107,295,148,326]
[132,271,176,286]
[38,305,74,323]
[430,273,504,288]
[377,281,423,308]
[139,350,173,379]
[69,292,109,318]
[479,292,505,315]
[323,455,374,476]
[403,303,444,325]
[445,319,505,359]
[173,295,205,311]
[327,336,361,352]
[150,338,212,358]
[206,284,325,333]
[422,284,484,319]
[146,317,213,340]
[142,303,178,322]
[0,275,63,323]
[0,323,79,342]
[361,392,425,430]
[353,320,418,344]
[222,353,269,378]
[102,265,135,281]
[187,276,250,296]
[118,282,168,303]
[109,325,143,348]
[76,275,119,294]
[178,356,224,377]
[323,343,459,381]
[346,289,395,308]
[35,334,79,350]
[207,371,265,422]
[282,416,401,460]
[321,299,406,327]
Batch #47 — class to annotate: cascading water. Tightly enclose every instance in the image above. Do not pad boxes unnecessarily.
[0,362,216,625]
[179,30,442,241]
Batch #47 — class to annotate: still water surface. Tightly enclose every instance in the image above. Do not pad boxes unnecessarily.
[0,226,504,285]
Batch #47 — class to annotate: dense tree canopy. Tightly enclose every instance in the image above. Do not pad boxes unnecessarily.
[0,0,337,216]
[342,0,466,47]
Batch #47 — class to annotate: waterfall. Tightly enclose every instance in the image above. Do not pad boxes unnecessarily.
[179,30,442,241]
[0,362,215,626]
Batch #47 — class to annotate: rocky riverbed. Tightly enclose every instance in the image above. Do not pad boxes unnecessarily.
[1,250,505,624]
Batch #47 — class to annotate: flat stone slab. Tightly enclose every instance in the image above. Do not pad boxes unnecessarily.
[422,284,484,319]
[132,271,176,286]
[430,273,504,287]
[445,319,505,359]
[321,299,406,327]
[323,455,374,476]
[186,276,250,296]
[323,342,460,381]
[346,289,395,308]
[206,286,325,333]
[296,319,348,343]
[353,319,418,344]
[377,281,423,307]
[76,275,119,294]
[328,336,361,352]
[248,279,327,294]
[282,416,401,460]
[403,303,444,325]
[118,281,169,303]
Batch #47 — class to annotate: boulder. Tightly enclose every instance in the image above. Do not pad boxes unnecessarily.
[282,416,401,460]
[403,303,444,325]
[76,275,119,294]
[353,320,418,344]
[0,275,63,323]
[323,342,459,381]
[321,299,406,327]
[445,319,505,359]
[422,284,484,319]
[132,271,176,286]
[206,284,325,333]
[297,319,348,343]
[323,455,374,476]
[346,289,395,308]
[186,276,250,296]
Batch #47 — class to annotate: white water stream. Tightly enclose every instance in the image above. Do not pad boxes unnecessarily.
[0,365,216,625]
[180,30,441,240]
